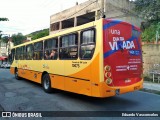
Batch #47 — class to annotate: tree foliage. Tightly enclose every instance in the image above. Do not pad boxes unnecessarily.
[27,29,49,40]
[11,33,26,45]
[134,0,160,22]
[1,33,26,45]
[0,17,9,21]
[134,0,160,42]
[141,23,158,42]
[1,36,9,43]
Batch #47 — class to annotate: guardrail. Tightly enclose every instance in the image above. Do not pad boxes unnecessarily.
[149,64,160,83]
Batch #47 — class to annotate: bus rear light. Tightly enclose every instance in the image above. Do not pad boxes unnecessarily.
[105,72,112,78]
[105,78,112,85]
[104,65,111,71]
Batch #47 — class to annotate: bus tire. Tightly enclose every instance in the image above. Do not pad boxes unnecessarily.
[42,74,52,93]
[15,69,21,80]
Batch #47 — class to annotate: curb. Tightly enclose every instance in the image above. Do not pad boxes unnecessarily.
[141,88,160,95]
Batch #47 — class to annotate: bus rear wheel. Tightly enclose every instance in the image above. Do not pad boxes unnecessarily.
[15,69,21,80]
[42,74,52,93]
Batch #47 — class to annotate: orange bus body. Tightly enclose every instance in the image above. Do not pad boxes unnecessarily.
[10,19,143,97]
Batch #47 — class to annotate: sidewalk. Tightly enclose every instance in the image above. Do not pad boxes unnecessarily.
[143,81,160,92]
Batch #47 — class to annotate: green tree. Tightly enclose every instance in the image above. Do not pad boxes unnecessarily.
[1,36,9,43]
[134,0,160,41]
[134,0,160,23]
[0,17,9,21]
[141,23,158,42]
[11,33,26,45]
[31,29,49,40]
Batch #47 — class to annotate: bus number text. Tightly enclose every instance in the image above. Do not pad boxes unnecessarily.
[72,64,80,68]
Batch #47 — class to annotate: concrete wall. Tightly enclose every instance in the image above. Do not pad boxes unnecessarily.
[50,0,100,23]
[105,0,142,27]
[6,41,14,56]
[0,42,7,57]
[50,0,142,34]
[0,40,14,58]
[142,44,160,76]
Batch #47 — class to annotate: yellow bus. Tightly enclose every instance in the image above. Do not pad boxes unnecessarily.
[10,18,143,97]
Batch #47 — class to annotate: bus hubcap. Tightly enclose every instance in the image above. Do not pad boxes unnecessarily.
[44,78,49,89]
[16,71,18,78]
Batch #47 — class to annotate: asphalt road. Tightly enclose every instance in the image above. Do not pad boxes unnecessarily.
[0,68,160,120]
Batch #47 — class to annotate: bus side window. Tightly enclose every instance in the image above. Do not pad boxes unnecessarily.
[44,38,58,60]
[80,29,95,60]
[15,47,21,60]
[59,33,78,60]
[34,42,43,60]
[19,46,25,60]
[26,44,33,60]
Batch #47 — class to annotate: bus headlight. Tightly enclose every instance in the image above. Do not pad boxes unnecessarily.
[106,78,112,85]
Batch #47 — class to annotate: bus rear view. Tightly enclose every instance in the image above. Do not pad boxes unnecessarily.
[102,19,143,97]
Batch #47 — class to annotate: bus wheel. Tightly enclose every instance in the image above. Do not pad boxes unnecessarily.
[15,69,20,80]
[42,74,52,93]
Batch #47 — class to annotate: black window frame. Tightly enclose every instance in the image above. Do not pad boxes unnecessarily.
[19,46,26,60]
[15,47,21,60]
[59,33,78,60]
[44,38,58,60]
[33,41,43,60]
[80,28,96,60]
[26,44,34,60]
